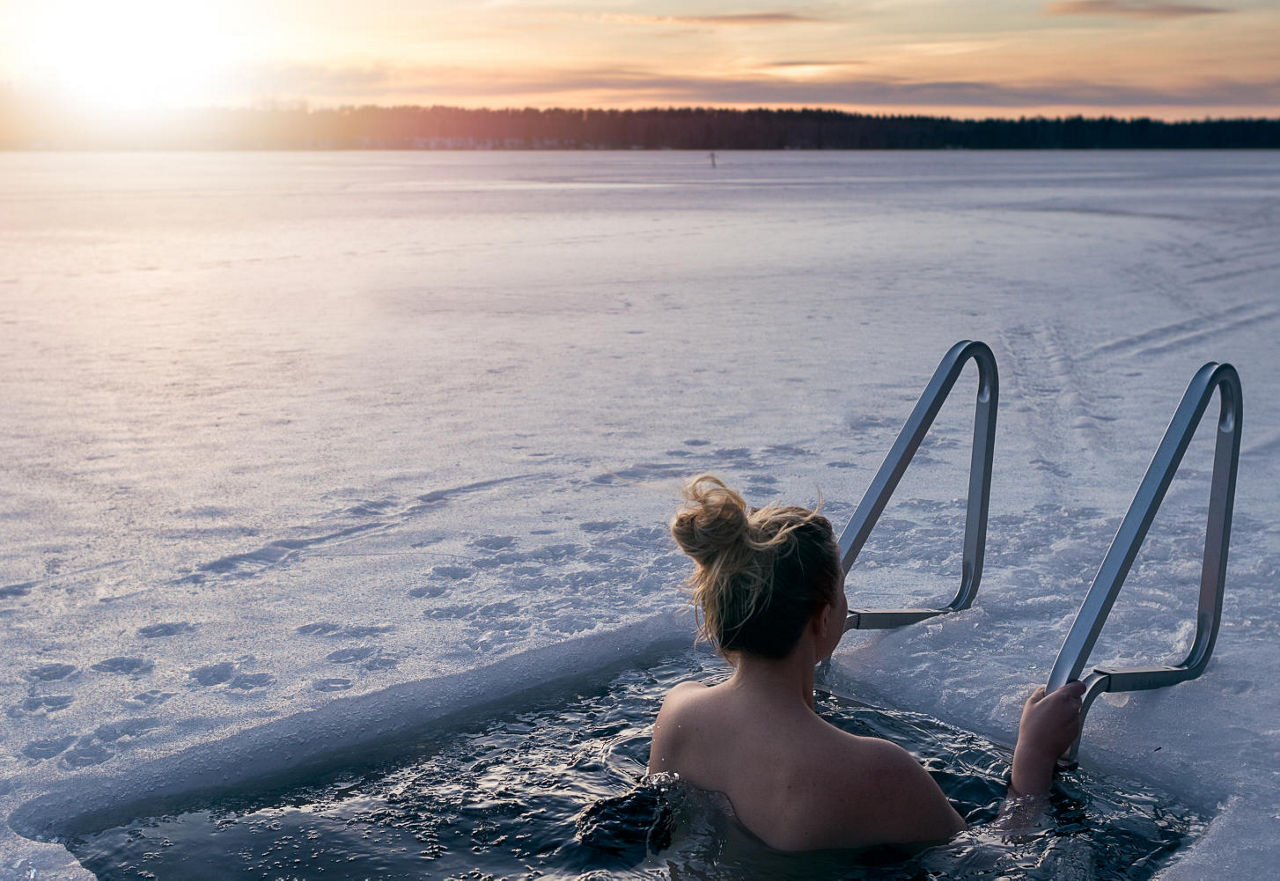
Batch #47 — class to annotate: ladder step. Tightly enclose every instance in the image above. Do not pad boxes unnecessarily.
[1046,361,1241,761]
[840,340,998,631]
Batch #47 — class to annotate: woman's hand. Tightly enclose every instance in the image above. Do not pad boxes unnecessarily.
[1010,681,1086,796]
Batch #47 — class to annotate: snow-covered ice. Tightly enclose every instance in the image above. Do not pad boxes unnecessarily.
[1,150,1277,878]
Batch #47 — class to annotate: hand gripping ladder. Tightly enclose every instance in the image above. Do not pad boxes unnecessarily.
[1046,362,1242,763]
[839,340,998,630]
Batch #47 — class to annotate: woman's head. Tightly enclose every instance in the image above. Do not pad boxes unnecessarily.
[670,474,843,659]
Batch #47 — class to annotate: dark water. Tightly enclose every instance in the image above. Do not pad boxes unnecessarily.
[65,651,1203,880]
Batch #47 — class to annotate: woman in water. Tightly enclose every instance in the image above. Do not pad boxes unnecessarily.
[649,474,1086,852]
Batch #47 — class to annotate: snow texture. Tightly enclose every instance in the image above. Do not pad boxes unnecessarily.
[1,151,1277,878]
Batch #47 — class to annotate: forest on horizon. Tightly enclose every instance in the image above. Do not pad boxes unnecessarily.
[3,97,1278,150]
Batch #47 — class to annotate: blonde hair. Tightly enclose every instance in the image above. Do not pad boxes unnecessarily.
[670,475,841,659]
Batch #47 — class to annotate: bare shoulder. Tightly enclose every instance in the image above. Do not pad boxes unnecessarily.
[664,679,709,701]
[654,679,709,722]
[817,732,966,846]
[648,680,710,774]
[862,737,939,789]
[853,732,923,770]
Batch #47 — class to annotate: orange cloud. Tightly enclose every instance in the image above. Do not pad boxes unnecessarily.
[577,11,826,27]
[232,60,1279,112]
[665,13,826,25]
[764,60,865,69]
[1044,1,1231,17]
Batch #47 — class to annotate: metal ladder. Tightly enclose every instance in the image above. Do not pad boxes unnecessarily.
[1045,362,1242,763]
[839,340,998,630]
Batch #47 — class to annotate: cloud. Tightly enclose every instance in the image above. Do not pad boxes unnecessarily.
[666,13,825,25]
[573,11,826,27]
[415,65,1275,110]
[624,73,1278,109]
[229,61,1279,114]
[1043,1,1231,18]
[560,73,1278,112]
[764,60,865,69]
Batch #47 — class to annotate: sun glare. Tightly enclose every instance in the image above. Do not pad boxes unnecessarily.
[22,0,232,113]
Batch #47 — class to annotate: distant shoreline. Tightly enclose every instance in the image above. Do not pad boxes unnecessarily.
[3,104,1278,150]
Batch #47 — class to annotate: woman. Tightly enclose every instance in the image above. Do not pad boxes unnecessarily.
[648,474,1085,852]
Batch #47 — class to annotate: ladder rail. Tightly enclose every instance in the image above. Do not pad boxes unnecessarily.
[840,340,998,630]
[1045,362,1241,759]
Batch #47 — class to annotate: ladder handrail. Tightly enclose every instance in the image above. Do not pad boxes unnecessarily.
[840,340,998,630]
[1045,362,1241,759]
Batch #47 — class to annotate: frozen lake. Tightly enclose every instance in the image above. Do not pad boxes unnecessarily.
[2,150,1278,878]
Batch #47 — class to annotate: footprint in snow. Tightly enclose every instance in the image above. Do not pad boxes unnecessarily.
[90,657,153,676]
[22,735,78,760]
[1031,457,1072,479]
[62,739,114,768]
[228,673,275,690]
[336,625,394,638]
[0,581,35,598]
[125,690,175,709]
[471,535,517,551]
[297,622,394,638]
[325,646,377,664]
[296,621,343,636]
[94,717,161,742]
[188,662,237,686]
[763,446,808,458]
[313,678,353,692]
[9,695,74,717]
[407,583,447,598]
[25,663,77,682]
[137,622,196,638]
[423,605,470,620]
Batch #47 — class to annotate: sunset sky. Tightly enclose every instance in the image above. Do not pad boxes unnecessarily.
[2,1,1277,119]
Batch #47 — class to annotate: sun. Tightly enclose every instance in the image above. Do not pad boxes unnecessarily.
[20,0,233,113]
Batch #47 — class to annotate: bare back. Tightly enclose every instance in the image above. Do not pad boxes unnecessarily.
[648,679,965,851]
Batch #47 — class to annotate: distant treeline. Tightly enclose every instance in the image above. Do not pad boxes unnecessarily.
[3,98,1278,150]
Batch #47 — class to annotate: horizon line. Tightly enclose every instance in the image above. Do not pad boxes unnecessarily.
[7,96,1278,126]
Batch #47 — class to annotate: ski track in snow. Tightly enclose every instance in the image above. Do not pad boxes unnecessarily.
[1085,299,1280,360]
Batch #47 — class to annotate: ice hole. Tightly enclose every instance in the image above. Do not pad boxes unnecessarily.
[13,641,1205,880]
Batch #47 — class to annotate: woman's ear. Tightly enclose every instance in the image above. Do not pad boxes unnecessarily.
[812,596,845,660]
[812,601,835,641]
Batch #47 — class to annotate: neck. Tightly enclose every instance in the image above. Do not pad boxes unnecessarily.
[726,644,818,711]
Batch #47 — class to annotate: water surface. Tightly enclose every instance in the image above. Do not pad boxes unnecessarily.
[65,650,1203,880]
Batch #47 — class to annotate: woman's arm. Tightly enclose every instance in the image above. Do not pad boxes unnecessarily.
[1010,681,1086,796]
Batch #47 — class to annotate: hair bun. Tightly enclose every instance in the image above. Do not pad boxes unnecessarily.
[670,474,751,565]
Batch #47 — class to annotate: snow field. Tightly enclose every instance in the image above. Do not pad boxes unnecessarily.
[1,151,1277,878]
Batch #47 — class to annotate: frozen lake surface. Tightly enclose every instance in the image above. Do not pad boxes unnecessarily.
[1,150,1278,878]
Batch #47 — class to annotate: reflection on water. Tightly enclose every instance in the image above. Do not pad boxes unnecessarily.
[65,651,1202,880]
